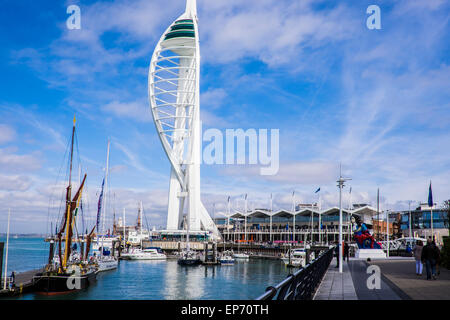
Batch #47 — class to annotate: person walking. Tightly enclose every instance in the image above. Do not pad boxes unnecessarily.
[343,242,350,262]
[334,243,339,268]
[433,241,441,277]
[412,240,423,276]
[421,238,440,280]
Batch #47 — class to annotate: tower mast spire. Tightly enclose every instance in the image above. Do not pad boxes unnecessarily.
[185,0,197,15]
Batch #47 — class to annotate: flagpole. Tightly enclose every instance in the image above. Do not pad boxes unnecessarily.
[270,194,273,243]
[227,196,230,242]
[244,194,247,242]
[292,191,295,244]
[429,181,434,242]
[318,192,321,244]
[431,206,434,241]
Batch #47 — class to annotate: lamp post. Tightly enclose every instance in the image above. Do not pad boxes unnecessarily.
[408,201,413,239]
[386,209,390,258]
[337,167,351,274]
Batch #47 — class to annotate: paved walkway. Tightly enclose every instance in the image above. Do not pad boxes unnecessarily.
[314,258,357,300]
[315,257,414,300]
[369,259,450,300]
[347,259,406,300]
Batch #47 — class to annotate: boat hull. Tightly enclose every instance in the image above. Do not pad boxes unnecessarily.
[33,270,96,295]
[97,260,119,272]
[177,258,201,266]
[121,254,166,261]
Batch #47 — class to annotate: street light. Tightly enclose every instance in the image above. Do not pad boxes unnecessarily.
[337,167,351,274]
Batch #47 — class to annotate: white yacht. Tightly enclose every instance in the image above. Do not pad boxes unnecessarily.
[233,252,250,259]
[281,248,307,267]
[96,255,118,272]
[121,247,167,260]
[219,250,235,265]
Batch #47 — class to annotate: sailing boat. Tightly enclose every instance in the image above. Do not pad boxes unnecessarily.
[95,140,119,272]
[33,117,96,294]
[233,196,249,259]
[120,202,166,260]
[177,215,201,266]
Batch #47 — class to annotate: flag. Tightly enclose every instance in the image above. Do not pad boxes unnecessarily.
[315,187,320,193]
[428,181,433,207]
[285,224,289,230]
[96,178,105,232]
[349,187,352,194]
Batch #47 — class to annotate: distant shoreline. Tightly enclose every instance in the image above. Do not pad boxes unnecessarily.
[0,234,45,238]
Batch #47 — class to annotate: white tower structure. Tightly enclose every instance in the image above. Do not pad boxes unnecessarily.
[148,0,220,240]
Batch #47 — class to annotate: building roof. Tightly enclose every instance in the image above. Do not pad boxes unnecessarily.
[226,205,377,219]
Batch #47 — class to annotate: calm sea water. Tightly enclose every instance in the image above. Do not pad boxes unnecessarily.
[1,237,291,300]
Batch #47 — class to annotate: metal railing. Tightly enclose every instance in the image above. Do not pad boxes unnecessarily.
[255,247,334,300]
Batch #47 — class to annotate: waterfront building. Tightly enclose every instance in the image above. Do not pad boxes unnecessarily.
[214,204,379,244]
[395,203,449,244]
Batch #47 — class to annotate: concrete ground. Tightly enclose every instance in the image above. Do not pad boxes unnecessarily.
[314,258,358,300]
[369,259,450,300]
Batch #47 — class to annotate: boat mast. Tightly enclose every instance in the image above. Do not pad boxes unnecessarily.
[3,208,10,290]
[62,116,76,270]
[101,139,111,257]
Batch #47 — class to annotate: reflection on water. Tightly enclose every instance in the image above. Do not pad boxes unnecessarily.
[5,238,291,300]
[164,261,205,300]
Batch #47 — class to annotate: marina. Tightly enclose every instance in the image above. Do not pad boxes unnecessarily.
[0,0,449,306]
[1,237,295,300]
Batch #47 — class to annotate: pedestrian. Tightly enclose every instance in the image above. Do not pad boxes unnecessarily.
[344,242,350,261]
[412,240,423,276]
[334,243,339,268]
[421,238,440,280]
[433,240,441,277]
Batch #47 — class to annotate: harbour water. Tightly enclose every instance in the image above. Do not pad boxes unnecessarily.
[1,237,291,300]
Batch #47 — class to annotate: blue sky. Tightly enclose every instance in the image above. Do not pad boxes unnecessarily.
[0,0,449,233]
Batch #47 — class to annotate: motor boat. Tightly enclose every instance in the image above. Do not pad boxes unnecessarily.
[281,248,307,267]
[94,252,118,272]
[121,247,167,260]
[177,249,201,266]
[219,250,235,265]
[233,252,250,259]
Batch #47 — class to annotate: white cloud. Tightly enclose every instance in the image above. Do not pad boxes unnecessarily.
[0,124,16,144]
[0,174,32,191]
[0,148,41,173]
[102,100,152,122]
